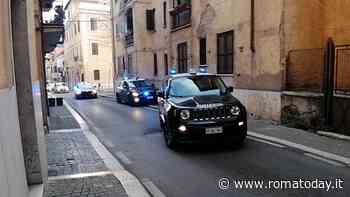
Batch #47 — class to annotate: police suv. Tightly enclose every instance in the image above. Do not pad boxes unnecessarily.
[157,70,247,149]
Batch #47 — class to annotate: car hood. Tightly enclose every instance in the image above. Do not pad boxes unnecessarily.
[168,94,242,108]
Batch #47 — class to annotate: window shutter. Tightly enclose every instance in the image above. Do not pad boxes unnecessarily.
[146,9,155,31]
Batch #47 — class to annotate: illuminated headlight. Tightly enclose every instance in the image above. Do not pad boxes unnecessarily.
[76,90,82,95]
[132,92,139,97]
[134,97,140,103]
[178,125,187,132]
[92,90,97,94]
[230,106,240,116]
[180,110,190,120]
[143,91,150,96]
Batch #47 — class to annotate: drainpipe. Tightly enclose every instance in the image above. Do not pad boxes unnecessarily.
[111,0,117,93]
[250,0,255,53]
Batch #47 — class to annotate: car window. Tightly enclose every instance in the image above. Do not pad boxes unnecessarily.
[169,76,226,97]
[123,82,129,89]
[131,80,152,88]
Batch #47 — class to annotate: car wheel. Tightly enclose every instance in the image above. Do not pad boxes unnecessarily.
[116,94,121,103]
[163,124,177,149]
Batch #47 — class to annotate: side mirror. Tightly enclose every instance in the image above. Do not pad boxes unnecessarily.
[227,86,234,93]
[157,91,165,98]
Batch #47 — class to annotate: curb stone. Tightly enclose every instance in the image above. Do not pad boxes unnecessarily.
[317,131,350,141]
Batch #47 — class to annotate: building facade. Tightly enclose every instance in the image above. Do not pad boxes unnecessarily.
[113,0,350,130]
[64,0,113,89]
[46,45,65,82]
[1,0,50,196]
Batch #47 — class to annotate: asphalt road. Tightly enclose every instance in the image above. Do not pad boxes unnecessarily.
[65,95,350,197]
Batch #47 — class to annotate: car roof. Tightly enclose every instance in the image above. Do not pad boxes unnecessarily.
[169,73,216,79]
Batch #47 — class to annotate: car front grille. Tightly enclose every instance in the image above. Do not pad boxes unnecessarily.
[191,105,233,121]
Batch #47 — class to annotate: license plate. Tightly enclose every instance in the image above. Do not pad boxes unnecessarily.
[205,127,223,135]
[147,96,154,99]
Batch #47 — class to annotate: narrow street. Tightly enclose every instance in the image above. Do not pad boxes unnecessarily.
[64,95,350,197]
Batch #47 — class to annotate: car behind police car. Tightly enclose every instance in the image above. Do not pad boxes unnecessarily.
[157,73,247,149]
[116,79,157,105]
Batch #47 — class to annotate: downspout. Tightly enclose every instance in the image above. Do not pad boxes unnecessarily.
[111,0,117,93]
[39,0,50,131]
[250,0,255,53]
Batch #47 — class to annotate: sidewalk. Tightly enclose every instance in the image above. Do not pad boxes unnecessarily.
[248,119,350,165]
[45,106,147,197]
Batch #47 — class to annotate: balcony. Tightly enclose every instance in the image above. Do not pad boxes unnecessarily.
[170,3,191,31]
[125,33,134,47]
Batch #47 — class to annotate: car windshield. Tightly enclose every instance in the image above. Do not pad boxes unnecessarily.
[131,80,152,88]
[79,83,94,89]
[169,76,227,97]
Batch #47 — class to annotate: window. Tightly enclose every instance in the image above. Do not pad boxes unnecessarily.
[146,9,155,31]
[90,18,98,31]
[94,70,100,81]
[153,53,158,76]
[217,31,234,74]
[164,54,169,75]
[126,9,133,33]
[170,3,191,29]
[200,37,207,65]
[163,2,167,28]
[177,42,188,73]
[91,43,99,55]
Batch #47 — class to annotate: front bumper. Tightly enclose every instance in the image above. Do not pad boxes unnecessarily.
[172,119,247,144]
[76,92,97,98]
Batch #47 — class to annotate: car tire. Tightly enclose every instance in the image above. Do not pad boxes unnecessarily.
[163,124,177,149]
[116,94,121,103]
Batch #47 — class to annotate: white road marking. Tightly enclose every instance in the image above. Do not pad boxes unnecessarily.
[64,100,151,197]
[304,153,345,167]
[247,136,286,148]
[116,151,132,165]
[142,179,167,197]
[248,131,350,166]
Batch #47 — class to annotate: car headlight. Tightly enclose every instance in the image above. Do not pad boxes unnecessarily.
[132,92,139,97]
[180,110,190,120]
[92,90,97,94]
[230,106,240,116]
[76,90,82,94]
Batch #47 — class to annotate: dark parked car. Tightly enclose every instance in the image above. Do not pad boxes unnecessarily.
[73,82,98,99]
[157,73,247,149]
[116,79,157,105]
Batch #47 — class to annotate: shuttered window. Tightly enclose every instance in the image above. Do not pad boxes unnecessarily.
[94,70,100,81]
[177,42,188,73]
[91,43,99,55]
[217,31,234,74]
[146,9,155,31]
